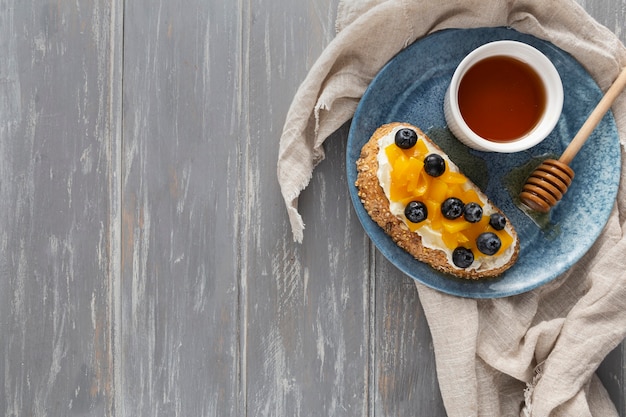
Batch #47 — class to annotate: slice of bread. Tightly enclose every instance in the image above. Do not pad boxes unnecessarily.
[355,122,519,279]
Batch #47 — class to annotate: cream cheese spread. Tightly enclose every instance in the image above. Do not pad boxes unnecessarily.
[375,125,516,272]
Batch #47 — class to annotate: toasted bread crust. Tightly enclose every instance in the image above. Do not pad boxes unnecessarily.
[355,123,519,279]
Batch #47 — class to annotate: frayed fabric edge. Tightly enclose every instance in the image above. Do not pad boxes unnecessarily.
[287,202,305,243]
[521,362,544,417]
[281,168,314,244]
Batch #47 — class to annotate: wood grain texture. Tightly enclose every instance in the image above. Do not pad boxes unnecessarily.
[120,0,243,415]
[0,1,115,415]
[0,0,624,416]
[243,1,372,415]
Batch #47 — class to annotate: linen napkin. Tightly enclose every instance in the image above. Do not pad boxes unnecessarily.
[277,0,626,416]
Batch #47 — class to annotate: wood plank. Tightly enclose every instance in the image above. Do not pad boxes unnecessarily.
[245,121,372,416]
[119,0,243,415]
[0,1,116,415]
[372,264,446,416]
[239,0,375,414]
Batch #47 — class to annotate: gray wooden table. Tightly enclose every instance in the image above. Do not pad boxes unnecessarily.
[0,1,624,416]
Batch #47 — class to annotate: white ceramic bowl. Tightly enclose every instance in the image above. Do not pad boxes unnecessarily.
[444,40,563,153]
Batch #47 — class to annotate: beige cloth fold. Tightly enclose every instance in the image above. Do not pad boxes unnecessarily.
[277,0,626,416]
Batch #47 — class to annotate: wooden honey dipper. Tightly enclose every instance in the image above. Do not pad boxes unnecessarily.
[519,66,626,212]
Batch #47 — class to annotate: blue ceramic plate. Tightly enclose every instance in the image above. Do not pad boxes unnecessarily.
[347,27,621,298]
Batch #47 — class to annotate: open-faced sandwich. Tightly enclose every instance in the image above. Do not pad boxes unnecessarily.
[355,122,519,279]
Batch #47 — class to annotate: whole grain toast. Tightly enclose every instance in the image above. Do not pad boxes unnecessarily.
[355,122,519,279]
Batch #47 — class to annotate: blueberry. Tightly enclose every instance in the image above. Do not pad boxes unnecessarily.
[394,128,418,149]
[476,232,502,256]
[453,247,474,268]
[441,197,464,220]
[404,201,428,223]
[463,202,483,223]
[424,154,446,177]
[489,213,507,230]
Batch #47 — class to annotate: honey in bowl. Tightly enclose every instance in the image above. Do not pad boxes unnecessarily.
[458,56,547,142]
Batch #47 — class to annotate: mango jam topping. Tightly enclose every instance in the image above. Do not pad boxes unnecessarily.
[384,138,513,258]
